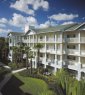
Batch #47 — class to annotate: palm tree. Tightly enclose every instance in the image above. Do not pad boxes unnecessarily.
[12,46,19,64]
[29,51,34,74]
[17,42,25,64]
[24,46,31,69]
[34,43,43,68]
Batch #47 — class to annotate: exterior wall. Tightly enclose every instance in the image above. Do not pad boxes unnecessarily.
[8,30,85,80]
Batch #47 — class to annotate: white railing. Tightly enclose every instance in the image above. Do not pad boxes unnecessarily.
[80,37,85,43]
[66,38,79,43]
[46,59,55,65]
[38,39,45,43]
[46,38,55,43]
[68,60,77,65]
[81,50,85,56]
[56,61,61,65]
[67,49,79,55]
[57,38,62,42]
[81,64,85,68]
[46,49,55,53]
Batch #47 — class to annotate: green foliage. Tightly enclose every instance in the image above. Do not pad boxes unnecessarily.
[39,90,56,95]
[55,68,85,95]
[0,37,9,64]
[8,62,25,70]
[17,68,85,95]
[14,73,55,95]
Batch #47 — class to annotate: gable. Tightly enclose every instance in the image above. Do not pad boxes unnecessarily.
[25,30,36,35]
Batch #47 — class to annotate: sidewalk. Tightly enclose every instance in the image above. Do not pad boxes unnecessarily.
[12,68,27,74]
[0,67,28,95]
[0,73,12,90]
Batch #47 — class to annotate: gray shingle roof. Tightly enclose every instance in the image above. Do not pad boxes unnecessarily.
[8,32,24,36]
[33,24,77,34]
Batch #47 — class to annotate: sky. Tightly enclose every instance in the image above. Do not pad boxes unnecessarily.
[0,0,85,37]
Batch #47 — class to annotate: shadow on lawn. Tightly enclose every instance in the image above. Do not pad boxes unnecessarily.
[1,75,32,95]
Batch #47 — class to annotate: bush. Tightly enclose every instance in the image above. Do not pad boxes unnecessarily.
[8,62,26,70]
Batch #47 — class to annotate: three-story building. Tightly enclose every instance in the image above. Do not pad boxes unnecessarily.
[8,23,85,80]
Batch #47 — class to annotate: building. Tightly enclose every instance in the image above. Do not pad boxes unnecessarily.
[8,23,85,80]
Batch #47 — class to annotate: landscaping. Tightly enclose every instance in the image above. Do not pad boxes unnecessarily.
[14,73,55,95]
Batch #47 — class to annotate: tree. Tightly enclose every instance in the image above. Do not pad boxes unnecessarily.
[34,43,43,68]
[29,51,34,74]
[0,37,9,64]
[12,46,19,64]
[24,46,31,69]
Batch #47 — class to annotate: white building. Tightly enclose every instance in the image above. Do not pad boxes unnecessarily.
[8,23,85,80]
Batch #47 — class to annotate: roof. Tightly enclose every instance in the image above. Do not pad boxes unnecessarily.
[8,32,24,36]
[8,23,85,36]
[33,24,76,34]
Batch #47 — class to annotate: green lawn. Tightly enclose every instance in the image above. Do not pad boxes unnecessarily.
[14,73,55,95]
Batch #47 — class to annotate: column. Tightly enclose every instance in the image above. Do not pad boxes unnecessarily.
[77,31,81,80]
[44,35,47,67]
[29,35,30,47]
[53,67,57,75]
[60,32,63,68]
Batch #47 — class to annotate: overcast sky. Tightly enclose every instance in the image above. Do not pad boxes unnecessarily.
[0,0,85,37]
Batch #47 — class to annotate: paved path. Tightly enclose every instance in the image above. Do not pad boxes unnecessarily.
[12,68,27,74]
[0,73,12,90]
[0,67,28,95]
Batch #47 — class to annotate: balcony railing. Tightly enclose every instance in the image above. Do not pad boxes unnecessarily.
[67,49,79,55]
[67,60,78,65]
[46,59,55,65]
[38,39,45,43]
[46,39,55,43]
[66,38,79,43]
[81,50,85,56]
[46,49,55,53]
[81,64,85,68]
[80,37,85,43]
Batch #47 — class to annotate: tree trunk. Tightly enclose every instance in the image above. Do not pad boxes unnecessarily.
[30,58,32,74]
[37,49,40,67]
[26,53,28,69]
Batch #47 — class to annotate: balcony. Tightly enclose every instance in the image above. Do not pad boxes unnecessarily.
[38,39,45,43]
[56,38,62,43]
[67,49,79,55]
[46,49,56,54]
[30,39,34,43]
[57,49,62,54]
[81,64,85,68]
[46,39,55,43]
[46,59,55,66]
[66,38,79,43]
[67,60,78,70]
[80,37,85,43]
[81,50,85,56]
[40,48,46,52]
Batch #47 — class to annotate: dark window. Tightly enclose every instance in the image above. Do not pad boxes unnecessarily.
[67,45,76,49]
[10,39,11,43]
[67,35,70,38]
[67,56,75,60]
[40,36,43,39]
[24,36,27,39]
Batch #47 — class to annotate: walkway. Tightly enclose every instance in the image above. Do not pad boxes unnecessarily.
[0,67,28,95]
[12,68,27,74]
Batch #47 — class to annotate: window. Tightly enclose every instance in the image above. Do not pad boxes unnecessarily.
[24,36,27,40]
[47,45,49,50]
[67,34,76,38]
[40,36,43,39]
[67,35,70,38]
[10,39,11,43]
[67,45,76,49]
[10,47,12,50]
[67,56,76,60]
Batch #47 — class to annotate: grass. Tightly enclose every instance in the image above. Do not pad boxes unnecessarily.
[14,73,55,95]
